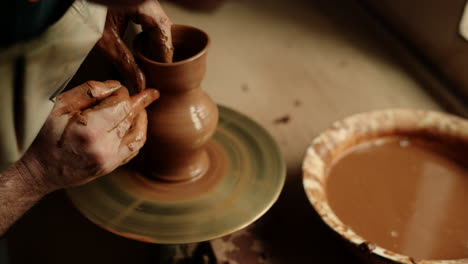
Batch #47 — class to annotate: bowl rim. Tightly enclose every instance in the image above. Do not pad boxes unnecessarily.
[302,108,468,264]
[134,24,210,67]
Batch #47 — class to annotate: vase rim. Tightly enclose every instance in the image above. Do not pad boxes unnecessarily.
[134,24,210,67]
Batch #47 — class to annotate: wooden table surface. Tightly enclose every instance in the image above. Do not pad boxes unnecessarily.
[6,0,452,263]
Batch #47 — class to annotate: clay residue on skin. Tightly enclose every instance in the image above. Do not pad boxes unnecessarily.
[137,0,174,63]
[152,26,174,63]
[57,110,93,147]
[158,17,174,56]
[140,27,174,63]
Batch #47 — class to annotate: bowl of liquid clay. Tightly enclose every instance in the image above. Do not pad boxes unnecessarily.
[302,109,468,264]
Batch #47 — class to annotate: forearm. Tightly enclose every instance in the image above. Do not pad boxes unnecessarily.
[0,155,46,236]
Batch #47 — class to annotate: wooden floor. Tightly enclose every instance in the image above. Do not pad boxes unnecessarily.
[5,0,453,263]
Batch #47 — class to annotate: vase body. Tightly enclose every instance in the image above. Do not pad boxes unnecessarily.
[134,25,218,181]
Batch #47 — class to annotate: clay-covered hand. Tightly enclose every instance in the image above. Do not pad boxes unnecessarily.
[96,0,173,92]
[129,0,174,63]
[19,80,159,194]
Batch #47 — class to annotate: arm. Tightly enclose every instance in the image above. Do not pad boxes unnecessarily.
[0,80,159,236]
[0,154,44,236]
[0,0,170,236]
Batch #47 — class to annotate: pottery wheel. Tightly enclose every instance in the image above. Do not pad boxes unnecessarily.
[67,105,285,244]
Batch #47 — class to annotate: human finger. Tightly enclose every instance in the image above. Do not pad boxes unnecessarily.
[52,80,122,116]
[91,83,130,111]
[75,86,134,135]
[116,48,146,92]
[130,0,169,29]
[119,111,148,164]
[103,86,133,139]
[130,88,160,114]
[130,0,174,62]
[100,29,147,92]
[97,10,146,92]
[95,88,156,136]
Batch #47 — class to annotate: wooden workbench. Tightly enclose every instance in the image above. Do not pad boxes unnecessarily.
[6,0,459,263]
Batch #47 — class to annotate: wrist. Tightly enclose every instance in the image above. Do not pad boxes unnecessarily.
[12,151,51,197]
[0,152,48,236]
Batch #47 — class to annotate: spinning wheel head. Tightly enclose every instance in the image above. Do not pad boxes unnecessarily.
[67,106,286,244]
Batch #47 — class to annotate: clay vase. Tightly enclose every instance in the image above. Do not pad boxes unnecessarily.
[133,25,218,182]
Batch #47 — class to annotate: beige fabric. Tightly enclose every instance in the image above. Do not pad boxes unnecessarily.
[0,0,107,171]
[460,1,468,41]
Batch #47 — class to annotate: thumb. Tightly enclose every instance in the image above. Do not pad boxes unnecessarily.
[97,9,147,92]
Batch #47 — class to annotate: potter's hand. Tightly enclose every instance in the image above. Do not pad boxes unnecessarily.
[20,80,159,193]
[97,0,173,91]
[0,80,158,236]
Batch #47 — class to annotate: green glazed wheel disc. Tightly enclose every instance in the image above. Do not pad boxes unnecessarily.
[66,105,286,244]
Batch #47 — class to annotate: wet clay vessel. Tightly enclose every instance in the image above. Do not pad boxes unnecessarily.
[135,25,218,182]
[66,25,286,244]
[302,109,468,264]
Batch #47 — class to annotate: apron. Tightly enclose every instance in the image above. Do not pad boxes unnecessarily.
[0,0,107,172]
